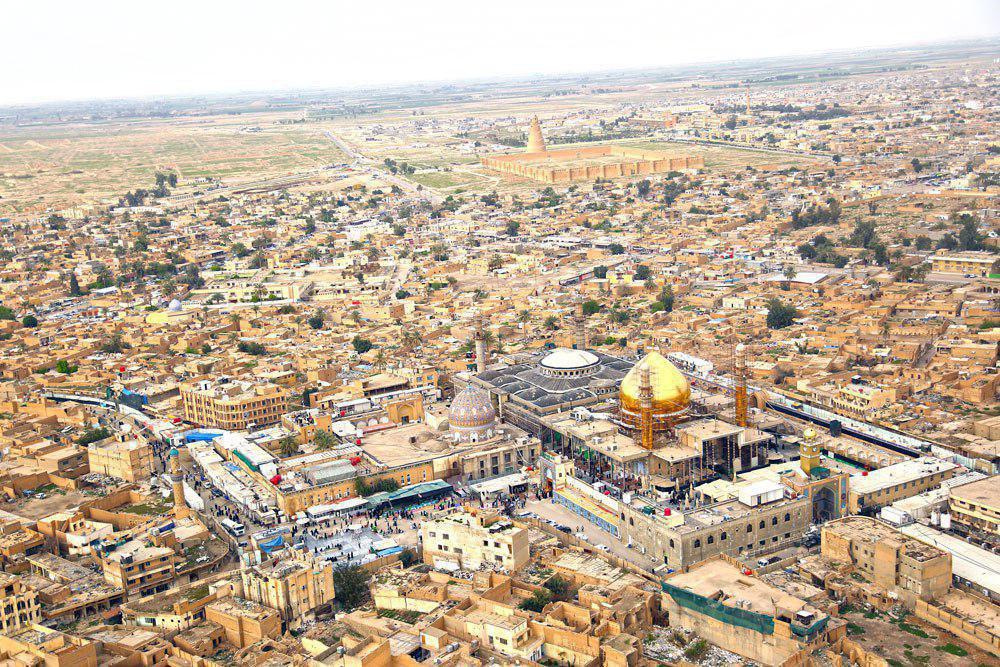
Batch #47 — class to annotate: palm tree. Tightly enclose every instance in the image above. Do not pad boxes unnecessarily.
[373,348,388,371]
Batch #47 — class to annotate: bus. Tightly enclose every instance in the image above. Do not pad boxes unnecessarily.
[220,518,245,537]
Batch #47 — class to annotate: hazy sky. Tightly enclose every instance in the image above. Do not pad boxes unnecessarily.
[4,0,998,106]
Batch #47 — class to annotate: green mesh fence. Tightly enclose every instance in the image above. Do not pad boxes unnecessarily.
[662,582,775,635]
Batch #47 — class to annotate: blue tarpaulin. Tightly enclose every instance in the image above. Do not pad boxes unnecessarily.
[259,535,284,553]
[185,430,223,442]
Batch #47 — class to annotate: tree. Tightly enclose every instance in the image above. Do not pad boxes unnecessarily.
[633,264,651,281]
[766,298,799,330]
[21,314,38,328]
[0,306,14,321]
[636,179,651,198]
[101,334,129,354]
[55,360,78,374]
[307,310,326,330]
[518,589,552,613]
[77,427,111,445]
[395,288,411,300]
[651,285,675,313]
[957,214,984,251]
[372,348,388,371]
[911,157,924,173]
[332,565,372,610]
[68,273,83,296]
[847,219,877,249]
[782,264,797,288]
[608,243,625,255]
[914,235,933,251]
[352,336,373,354]
[593,265,608,279]
[544,315,559,330]
[543,575,573,601]
[314,429,336,450]
[505,220,521,237]
[181,265,204,288]
[278,436,299,458]
[581,299,601,316]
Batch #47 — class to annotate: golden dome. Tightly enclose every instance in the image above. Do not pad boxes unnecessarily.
[619,351,691,416]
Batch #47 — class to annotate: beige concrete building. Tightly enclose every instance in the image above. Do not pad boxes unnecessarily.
[239,552,335,627]
[821,516,951,607]
[948,475,999,536]
[619,490,812,569]
[848,456,957,514]
[101,542,176,598]
[661,557,836,666]
[180,377,289,430]
[0,625,98,667]
[0,573,41,634]
[205,596,281,649]
[86,436,154,483]
[421,509,529,572]
[930,251,996,277]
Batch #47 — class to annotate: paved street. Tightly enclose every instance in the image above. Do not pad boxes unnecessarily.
[524,497,657,572]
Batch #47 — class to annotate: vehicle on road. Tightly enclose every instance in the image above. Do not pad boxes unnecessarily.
[220,518,245,537]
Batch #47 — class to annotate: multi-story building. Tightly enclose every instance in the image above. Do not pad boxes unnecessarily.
[661,557,834,666]
[948,475,999,537]
[101,542,176,598]
[848,457,958,514]
[86,436,154,483]
[829,381,896,421]
[180,377,289,430]
[930,251,996,277]
[0,573,41,634]
[619,484,812,569]
[0,625,98,667]
[458,439,538,483]
[239,552,335,628]
[821,516,951,607]
[421,509,529,572]
[205,597,281,649]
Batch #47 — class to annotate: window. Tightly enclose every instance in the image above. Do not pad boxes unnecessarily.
[772,517,778,526]
[720,532,727,541]
[746,525,753,533]
[693,539,701,548]
[784,513,790,522]
[759,520,765,529]
[707,535,714,545]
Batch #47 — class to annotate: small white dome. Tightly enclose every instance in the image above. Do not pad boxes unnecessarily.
[168,299,183,312]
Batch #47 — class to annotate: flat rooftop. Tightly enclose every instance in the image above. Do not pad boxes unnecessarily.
[850,456,957,495]
[666,558,823,621]
[948,475,999,507]
[825,517,946,563]
[900,522,999,596]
